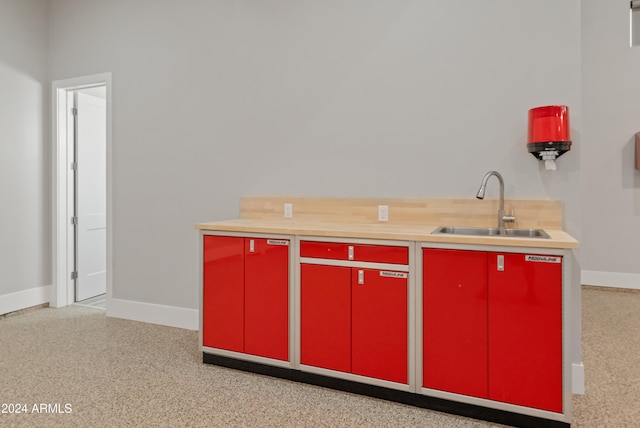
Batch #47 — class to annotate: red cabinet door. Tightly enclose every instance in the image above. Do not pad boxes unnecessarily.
[488,253,563,413]
[244,238,289,361]
[351,244,408,264]
[300,241,408,264]
[202,235,245,352]
[300,264,351,373]
[300,241,351,260]
[423,249,489,398]
[351,268,408,384]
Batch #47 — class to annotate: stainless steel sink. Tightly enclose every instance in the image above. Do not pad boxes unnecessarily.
[432,226,550,239]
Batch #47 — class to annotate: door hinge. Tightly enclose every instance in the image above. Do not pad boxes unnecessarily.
[71,271,78,280]
[71,216,78,226]
[71,161,78,171]
[71,107,78,117]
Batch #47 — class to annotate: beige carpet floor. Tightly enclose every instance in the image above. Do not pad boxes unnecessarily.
[0,286,638,427]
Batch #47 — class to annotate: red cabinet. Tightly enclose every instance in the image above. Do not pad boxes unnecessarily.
[300,264,352,373]
[300,241,408,384]
[203,236,245,353]
[488,253,563,413]
[423,249,488,398]
[300,241,408,264]
[422,248,562,412]
[244,238,289,361]
[203,235,289,361]
[351,268,408,383]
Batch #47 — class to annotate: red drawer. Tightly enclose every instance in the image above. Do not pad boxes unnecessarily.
[300,241,408,264]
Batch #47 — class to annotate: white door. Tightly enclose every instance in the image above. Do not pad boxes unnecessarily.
[75,89,107,301]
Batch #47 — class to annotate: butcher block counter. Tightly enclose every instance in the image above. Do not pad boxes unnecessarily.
[196,218,578,249]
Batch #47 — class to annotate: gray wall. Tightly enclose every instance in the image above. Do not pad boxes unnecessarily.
[0,0,50,297]
[582,0,640,278]
[47,0,582,310]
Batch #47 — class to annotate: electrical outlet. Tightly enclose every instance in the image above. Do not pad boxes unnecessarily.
[378,205,389,222]
[284,203,293,218]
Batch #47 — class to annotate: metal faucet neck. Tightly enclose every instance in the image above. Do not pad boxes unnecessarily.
[476,171,514,232]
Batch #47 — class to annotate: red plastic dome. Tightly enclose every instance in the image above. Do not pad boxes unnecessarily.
[528,105,570,143]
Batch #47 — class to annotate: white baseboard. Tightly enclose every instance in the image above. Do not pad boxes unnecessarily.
[572,362,585,395]
[581,270,640,290]
[0,285,51,316]
[107,298,198,331]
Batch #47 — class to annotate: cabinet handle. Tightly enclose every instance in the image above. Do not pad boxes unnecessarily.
[497,254,504,271]
[249,239,255,253]
[358,269,364,284]
[348,246,354,261]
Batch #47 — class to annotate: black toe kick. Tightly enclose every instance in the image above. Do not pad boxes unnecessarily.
[203,353,569,428]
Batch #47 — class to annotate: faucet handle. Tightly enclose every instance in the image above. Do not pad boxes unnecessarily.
[503,206,516,223]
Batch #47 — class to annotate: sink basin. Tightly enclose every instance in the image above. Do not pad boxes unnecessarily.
[432,226,550,239]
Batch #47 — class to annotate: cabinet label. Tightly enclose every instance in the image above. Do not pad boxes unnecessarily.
[379,271,408,279]
[267,240,289,246]
[525,255,561,263]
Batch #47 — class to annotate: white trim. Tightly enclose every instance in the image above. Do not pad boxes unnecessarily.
[51,73,112,308]
[108,298,198,331]
[572,362,585,395]
[413,242,424,396]
[581,270,640,290]
[0,286,51,315]
[421,241,566,255]
[293,235,301,370]
[299,257,409,271]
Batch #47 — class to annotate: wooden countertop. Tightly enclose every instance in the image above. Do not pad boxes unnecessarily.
[195,219,579,249]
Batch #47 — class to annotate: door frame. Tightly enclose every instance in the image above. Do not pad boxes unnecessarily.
[51,73,112,308]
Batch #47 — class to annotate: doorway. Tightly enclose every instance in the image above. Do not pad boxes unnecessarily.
[52,73,112,310]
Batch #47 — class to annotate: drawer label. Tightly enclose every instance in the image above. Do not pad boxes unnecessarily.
[267,239,289,246]
[525,255,561,263]
[380,271,408,279]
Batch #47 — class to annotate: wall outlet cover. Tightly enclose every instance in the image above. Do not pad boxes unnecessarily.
[378,205,389,222]
[284,203,293,218]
